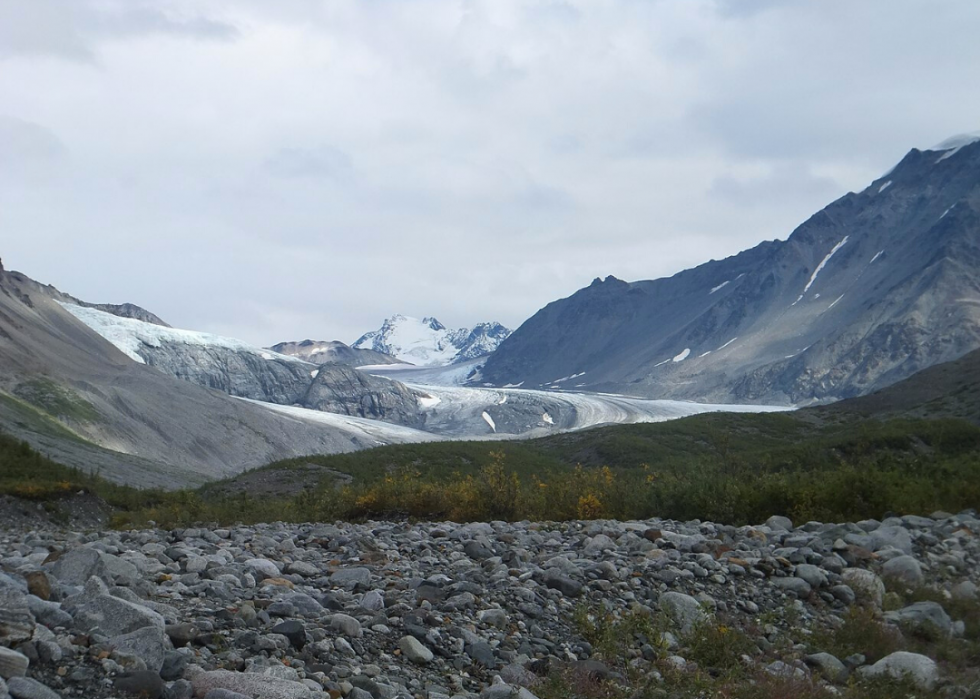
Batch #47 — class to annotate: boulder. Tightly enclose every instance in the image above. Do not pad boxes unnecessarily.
[858,651,938,689]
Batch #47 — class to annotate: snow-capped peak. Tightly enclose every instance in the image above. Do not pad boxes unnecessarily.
[353,314,511,366]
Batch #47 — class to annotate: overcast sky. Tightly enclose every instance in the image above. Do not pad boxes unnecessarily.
[2,0,979,346]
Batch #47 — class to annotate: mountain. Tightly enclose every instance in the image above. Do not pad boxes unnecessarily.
[270,339,404,367]
[482,135,980,404]
[353,314,511,366]
[60,304,425,427]
[0,263,437,487]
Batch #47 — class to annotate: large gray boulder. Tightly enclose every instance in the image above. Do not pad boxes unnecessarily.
[881,555,924,587]
[842,569,885,608]
[111,625,173,673]
[190,669,315,699]
[660,592,707,634]
[73,592,165,637]
[858,651,938,689]
[884,601,952,640]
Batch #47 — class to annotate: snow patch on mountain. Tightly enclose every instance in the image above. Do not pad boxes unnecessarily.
[793,236,849,305]
[61,303,305,366]
[353,314,511,366]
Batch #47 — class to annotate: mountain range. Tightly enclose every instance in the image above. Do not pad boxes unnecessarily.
[482,135,980,404]
[1,133,977,489]
[352,314,512,366]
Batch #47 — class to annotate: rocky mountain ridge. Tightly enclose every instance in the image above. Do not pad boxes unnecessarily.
[269,340,404,368]
[482,136,980,405]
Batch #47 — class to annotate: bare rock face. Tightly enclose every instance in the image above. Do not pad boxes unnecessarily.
[483,139,980,405]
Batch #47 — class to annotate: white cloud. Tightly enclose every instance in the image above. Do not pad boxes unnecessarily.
[1,0,978,345]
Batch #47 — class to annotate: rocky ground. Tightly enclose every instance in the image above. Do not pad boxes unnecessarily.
[1,510,978,699]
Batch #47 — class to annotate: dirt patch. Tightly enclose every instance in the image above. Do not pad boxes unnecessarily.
[0,492,111,532]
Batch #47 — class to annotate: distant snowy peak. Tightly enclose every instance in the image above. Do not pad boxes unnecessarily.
[353,314,512,366]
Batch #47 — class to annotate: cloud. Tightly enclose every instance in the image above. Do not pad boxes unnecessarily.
[0,0,237,62]
[263,146,355,181]
[1,0,978,346]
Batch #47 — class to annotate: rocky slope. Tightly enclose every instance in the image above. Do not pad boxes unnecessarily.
[0,263,435,487]
[270,340,404,368]
[0,511,976,698]
[354,316,511,366]
[482,136,980,405]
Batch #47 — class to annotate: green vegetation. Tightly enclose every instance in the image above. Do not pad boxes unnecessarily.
[12,378,102,424]
[0,430,166,511]
[2,409,979,530]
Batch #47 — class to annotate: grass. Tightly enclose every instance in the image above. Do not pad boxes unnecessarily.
[2,408,979,531]
[12,378,102,424]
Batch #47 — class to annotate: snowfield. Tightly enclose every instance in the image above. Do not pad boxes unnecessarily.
[61,303,306,365]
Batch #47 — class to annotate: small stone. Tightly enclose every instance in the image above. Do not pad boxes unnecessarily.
[398,635,434,664]
[244,559,281,580]
[191,669,315,699]
[112,625,172,673]
[795,564,828,588]
[359,590,384,612]
[330,567,371,588]
[24,572,51,601]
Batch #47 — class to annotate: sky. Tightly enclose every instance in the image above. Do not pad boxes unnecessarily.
[2,0,979,346]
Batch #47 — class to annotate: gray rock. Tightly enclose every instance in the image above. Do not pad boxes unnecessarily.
[73,593,165,636]
[271,620,306,649]
[330,613,362,638]
[204,691,252,699]
[765,515,793,531]
[884,601,952,639]
[660,591,707,634]
[112,625,172,672]
[330,567,371,588]
[49,548,106,586]
[542,571,582,597]
[0,588,34,644]
[6,676,62,699]
[398,635,433,664]
[360,590,384,612]
[842,569,885,607]
[795,564,828,589]
[804,652,848,683]
[191,670,315,699]
[881,555,924,587]
[25,596,71,629]
[243,559,280,580]
[0,647,29,679]
[857,651,938,689]
[284,561,318,577]
[772,576,812,598]
[871,526,913,554]
[951,580,978,601]
[113,671,165,698]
